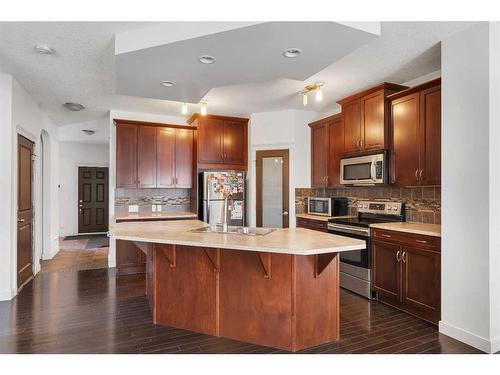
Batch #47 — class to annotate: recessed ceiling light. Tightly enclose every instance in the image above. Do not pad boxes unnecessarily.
[283,48,302,58]
[198,55,216,64]
[81,129,96,136]
[63,102,85,111]
[34,44,55,55]
[160,80,176,87]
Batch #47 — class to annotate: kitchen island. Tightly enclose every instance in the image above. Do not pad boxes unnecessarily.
[111,220,365,352]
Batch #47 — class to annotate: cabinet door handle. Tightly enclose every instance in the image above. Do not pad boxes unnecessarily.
[415,239,428,244]
[325,176,329,185]
[415,169,419,181]
[402,251,407,263]
[396,250,401,262]
[224,152,227,160]
[419,169,424,180]
[360,139,363,149]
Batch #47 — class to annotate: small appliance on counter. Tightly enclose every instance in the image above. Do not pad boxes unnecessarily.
[199,171,246,227]
[340,151,388,186]
[307,197,348,217]
[328,201,405,299]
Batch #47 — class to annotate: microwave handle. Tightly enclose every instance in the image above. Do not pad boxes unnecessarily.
[370,161,376,181]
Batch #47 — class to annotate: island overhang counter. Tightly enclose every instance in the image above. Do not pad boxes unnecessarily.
[111,220,366,352]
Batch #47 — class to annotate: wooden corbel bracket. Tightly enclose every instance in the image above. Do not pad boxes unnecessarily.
[202,248,220,272]
[157,244,176,268]
[257,252,272,279]
[315,253,337,278]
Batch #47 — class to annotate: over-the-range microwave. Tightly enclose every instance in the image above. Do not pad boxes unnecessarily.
[340,151,387,186]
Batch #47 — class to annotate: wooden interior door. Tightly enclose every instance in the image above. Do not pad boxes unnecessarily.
[137,126,157,188]
[361,91,385,151]
[372,241,401,300]
[391,93,421,186]
[78,167,109,233]
[175,128,194,188]
[342,100,362,154]
[115,124,137,188]
[310,123,328,188]
[198,118,224,164]
[256,149,290,228]
[223,120,245,165]
[401,246,441,323]
[17,135,34,289]
[156,127,176,188]
[419,85,441,186]
[327,117,343,187]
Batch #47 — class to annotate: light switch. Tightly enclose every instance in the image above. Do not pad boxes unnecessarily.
[152,204,157,212]
[157,204,162,212]
[128,204,139,213]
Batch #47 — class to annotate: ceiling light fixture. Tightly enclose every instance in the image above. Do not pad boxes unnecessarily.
[299,82,324,106]
[160,80,176,87]
[198,55,216,64]
[181,103,188,115]
[283,48,302,58]
[63,102,85,111]
[34,44,55,55]
[200,101,208,116]
[81,129,96,136]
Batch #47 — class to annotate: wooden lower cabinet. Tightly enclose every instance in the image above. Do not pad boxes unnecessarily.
[296,217,328,232]
[371,228,441,324]
[116,240,146,275]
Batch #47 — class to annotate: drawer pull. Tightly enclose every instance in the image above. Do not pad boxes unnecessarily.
[415,239,428,244]
[381,234,392,238]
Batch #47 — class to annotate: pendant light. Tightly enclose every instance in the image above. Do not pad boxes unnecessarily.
[302,93,308,106]
[315,86,323,102]
[181,103,188,115]
[200,101,207,116]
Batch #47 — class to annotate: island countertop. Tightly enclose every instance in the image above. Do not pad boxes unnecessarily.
[111,219,366,256]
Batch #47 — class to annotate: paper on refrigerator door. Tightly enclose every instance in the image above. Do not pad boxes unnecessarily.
[231,201,243,220]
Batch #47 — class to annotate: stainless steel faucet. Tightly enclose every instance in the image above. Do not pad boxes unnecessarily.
[222,193,234,232]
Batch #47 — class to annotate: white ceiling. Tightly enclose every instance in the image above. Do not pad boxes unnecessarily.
[0,21,475,143]
[115,22,379,103]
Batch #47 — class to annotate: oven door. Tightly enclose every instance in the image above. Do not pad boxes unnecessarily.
[329,229,371,269]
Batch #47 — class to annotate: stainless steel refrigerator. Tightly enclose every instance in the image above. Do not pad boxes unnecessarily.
[199,171,246,227]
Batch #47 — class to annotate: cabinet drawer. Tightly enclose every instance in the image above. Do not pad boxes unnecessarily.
[296,218,328,232]
[372,229,440,252]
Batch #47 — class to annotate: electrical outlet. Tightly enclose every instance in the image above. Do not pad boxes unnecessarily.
[157,204,162,212]
[128,204,139,213]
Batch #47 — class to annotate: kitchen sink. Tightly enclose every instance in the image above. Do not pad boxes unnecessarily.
[191,225,275,236]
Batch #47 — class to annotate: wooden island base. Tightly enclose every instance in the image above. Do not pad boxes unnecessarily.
[139,242,340,352]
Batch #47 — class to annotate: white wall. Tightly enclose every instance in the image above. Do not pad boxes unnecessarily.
[440,22,499,353]
[0,75,60,301]
[248,109,316,228]
[58,142,110,236]
[107,110,188,267]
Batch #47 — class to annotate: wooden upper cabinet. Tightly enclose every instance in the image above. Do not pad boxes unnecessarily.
[310,122,328,188]
[115,119,195,189]
[197,117,224,164]
[342,100,362,154]
[223,120,246,165]
[419,85,441,185]
[309,113,343,188]
[338,82,407,155]
[116,123,138,188]
[328,116,344,187]
[389,78,441,186]
[175,129,194,188]
[137,126,157,188]
[188,114,248,170]
[156,127,176,188]
[391,93,421,186]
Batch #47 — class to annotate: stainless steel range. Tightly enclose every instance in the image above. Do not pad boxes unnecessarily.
[328,201,405,299]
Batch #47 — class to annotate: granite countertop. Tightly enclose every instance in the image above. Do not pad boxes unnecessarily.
[296,214,356,222]
[111,220,366,256]
[115,212,198,221]
[370,222,441,237]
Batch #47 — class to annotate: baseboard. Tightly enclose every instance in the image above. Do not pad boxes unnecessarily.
[439,320,493,353]
[0,287,16,301]
[491,336,500,354]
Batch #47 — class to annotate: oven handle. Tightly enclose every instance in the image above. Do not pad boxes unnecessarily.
[328,223,370,237]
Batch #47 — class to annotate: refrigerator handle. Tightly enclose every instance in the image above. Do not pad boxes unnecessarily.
[206,176,210,224]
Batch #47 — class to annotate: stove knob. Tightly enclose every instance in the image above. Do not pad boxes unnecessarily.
[363,204,368,209]
[358,204,362,208]
[387,206,392,211]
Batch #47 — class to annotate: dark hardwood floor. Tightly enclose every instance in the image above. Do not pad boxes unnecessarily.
[0,268,482,354]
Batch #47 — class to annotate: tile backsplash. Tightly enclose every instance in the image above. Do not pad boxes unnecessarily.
[296,186,441,224]
[115,188,191,216]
